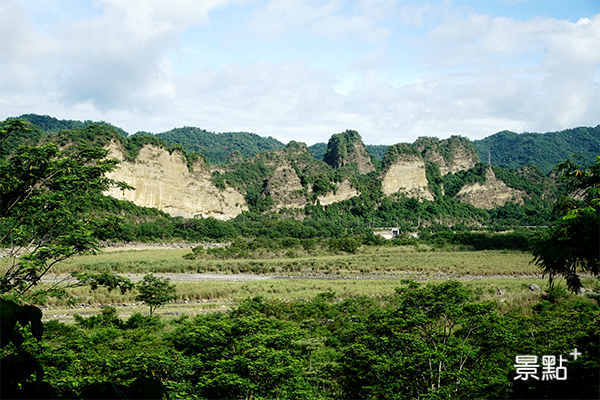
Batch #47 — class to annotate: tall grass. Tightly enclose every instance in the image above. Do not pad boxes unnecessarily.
[51,247,540,276]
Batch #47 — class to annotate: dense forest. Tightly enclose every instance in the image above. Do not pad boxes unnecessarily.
[472,125,600,173]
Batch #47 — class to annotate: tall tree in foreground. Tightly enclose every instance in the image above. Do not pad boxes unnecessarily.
[1,119,152,398]
[0,118,134,302]
[531,156,599,291]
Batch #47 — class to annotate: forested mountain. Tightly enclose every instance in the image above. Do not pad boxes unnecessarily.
[13,114,287,165]
[17,113,129,137]
[472,125,600,173]
[1,116,573,246]
[156,126,285,165]
[14,114,597,174]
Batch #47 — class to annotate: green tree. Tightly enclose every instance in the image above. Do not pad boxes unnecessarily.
[135,274,177,315]
[531,156,600,291]
[0,119,134,302]
[0,119,146,398]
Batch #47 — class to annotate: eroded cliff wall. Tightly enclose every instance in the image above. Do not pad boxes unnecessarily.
[454,167,527,209]
[380,154,434,200]
[415,136,480,176]
[318,180,360,206]
[104,141,248,219]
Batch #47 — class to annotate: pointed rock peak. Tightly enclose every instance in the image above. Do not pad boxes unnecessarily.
[414,135,480,175]
[323,130,375,174]
[285,140,310,154]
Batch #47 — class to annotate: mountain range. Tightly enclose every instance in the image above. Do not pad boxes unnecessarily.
[12,114,599,174]
[4,114,580,228]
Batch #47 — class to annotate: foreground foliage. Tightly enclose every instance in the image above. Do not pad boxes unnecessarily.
[2,281,598,399]
[532,156,600,291]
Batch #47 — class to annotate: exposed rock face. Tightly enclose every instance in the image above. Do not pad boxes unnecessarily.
[104,141,248,219]
[380,150,434,200]
[264,161,306,210]
[415,136,480,175]
[323,130,375,174]
[454,168,526,209]
[318,180,360,206]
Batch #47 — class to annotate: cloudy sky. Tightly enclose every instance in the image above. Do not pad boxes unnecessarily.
[1,0,598,145]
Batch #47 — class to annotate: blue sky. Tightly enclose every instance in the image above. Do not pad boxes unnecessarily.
[1,0,598,145]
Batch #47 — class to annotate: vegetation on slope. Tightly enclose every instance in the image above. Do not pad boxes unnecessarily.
[17,113,129,137]
[156,126,285,165]
[473,125,600,173]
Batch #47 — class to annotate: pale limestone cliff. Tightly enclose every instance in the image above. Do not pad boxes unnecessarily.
[380,155,434,200]
[454,168,526,209]
[416,136,480,176]
[104,141,247,219]
[317,180,360,206]
[264,161,307,210]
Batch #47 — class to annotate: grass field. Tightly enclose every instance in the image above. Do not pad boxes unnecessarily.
[52,246,540,276]
[26,245,597,323]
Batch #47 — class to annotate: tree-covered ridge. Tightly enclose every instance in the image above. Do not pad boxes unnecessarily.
[415,135,480,166]
[156,126,286,165]
[310,143,388,162]
[381,142,422,170]
[17,113,129,137]
[0,119,46,160]
[472,125,600,173]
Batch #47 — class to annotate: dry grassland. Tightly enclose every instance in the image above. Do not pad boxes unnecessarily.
[30,245,600,323]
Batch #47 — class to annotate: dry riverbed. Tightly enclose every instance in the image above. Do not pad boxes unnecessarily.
[40,271,561,324]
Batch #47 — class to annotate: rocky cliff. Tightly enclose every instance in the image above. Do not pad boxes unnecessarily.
[102,131,536,218]
[415,136,480,176]
[263,161,306,210]
[317,180,360,206]
[453,167,527,209]
[380,143,434,200]
[104,141,248,219]
[323,130,375,174]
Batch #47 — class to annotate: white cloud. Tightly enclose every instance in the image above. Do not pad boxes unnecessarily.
[0,1,598,148]
[411,9,600,134]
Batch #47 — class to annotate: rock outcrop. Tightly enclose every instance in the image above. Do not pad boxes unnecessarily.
[380,143,434,200]
[415,136,480,176]
[104,141,248,219]
[317,180,360,206]
[263,161,307,210]
[323,130,375,174]
[454,167,527,209]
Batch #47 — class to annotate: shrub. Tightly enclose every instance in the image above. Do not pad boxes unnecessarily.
[74,306,122,329]
[328,237,360,254]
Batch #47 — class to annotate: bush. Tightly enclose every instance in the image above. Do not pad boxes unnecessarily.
[328,237,361,254]
[74,306,122,329]
[123,313,164,330]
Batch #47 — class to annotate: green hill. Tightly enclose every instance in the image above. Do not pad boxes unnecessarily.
[17,113,129,137]
[156,127,285,165]
[472,126,600,173]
